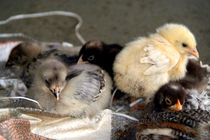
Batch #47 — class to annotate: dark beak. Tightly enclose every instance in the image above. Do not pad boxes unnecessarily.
[52,85,61,101]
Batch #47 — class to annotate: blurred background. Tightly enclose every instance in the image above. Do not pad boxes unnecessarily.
[0,0,209,64]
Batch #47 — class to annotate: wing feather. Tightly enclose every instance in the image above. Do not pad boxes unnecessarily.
[141,45,172,75]
[74,69,105,104]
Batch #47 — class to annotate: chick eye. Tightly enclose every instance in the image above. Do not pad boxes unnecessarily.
[87,55,95,61]
[182,43,187,47]
[165,97,172,105]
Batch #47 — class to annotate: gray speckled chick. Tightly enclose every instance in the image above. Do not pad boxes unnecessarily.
[28,59,112,118]
[55,63,112,117]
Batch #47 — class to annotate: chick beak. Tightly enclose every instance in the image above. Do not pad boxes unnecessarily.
[189,47,199,58]
[77,55,88,64]
[169,99,182,111]
[52,85,61,101]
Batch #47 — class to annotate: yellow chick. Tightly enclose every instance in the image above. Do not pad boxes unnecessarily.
[114,23,199,102]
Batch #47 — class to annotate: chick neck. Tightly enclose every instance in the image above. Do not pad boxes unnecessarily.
[157,33,188,81]
[169,54,188,81]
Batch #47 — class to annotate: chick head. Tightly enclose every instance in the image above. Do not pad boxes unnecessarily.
[78,40,104,65]
[38,59,68,100]
[157,23,199,58]
[154,82,186,112]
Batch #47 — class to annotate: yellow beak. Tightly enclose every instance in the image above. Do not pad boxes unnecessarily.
[169,99,182,111]
[189,47,199,58]
[77,55,88,64]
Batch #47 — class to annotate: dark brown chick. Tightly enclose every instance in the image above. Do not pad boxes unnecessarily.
[179,59,208,93]
[146,61,209,112]
[152,82,186,112]
[78,40,123,77]
[176,59,209,110]
[145,60,209,112]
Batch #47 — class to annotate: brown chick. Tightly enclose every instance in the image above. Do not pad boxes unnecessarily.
[114,23,199,102]
[5,41,80,68]
[5,42,50,77]
[5,42,45,67]
[5,42,80,78]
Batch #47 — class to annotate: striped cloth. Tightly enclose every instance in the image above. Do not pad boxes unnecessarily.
[0,119,52,140]
[0,108,111,140]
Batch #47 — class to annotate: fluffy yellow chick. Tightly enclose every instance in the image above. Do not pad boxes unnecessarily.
[114,23,199,102]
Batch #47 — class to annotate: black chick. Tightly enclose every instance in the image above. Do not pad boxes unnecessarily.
[152,82,186,112]
[144,59,209,112]
[179,59,209,110]
[78,40,123,77]
[117,109,210,140]
[179,59,209,93]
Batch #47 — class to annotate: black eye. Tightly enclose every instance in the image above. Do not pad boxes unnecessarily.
[165,97,172,105]
[87,55,95,61]
[182,43,187,47]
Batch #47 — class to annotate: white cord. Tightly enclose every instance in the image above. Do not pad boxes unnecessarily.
[129,98,144,107]
[0,96,43,109]
[0,33,38,41]
[112,112,139,122]
[115,106,124,112]
[0,11,86,45]
[200,61,210,72]
[108,88,139,121]
[109,88,118,108]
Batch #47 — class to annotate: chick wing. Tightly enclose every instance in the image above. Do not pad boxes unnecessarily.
[70,68,105,104]
[140,44,178,75]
